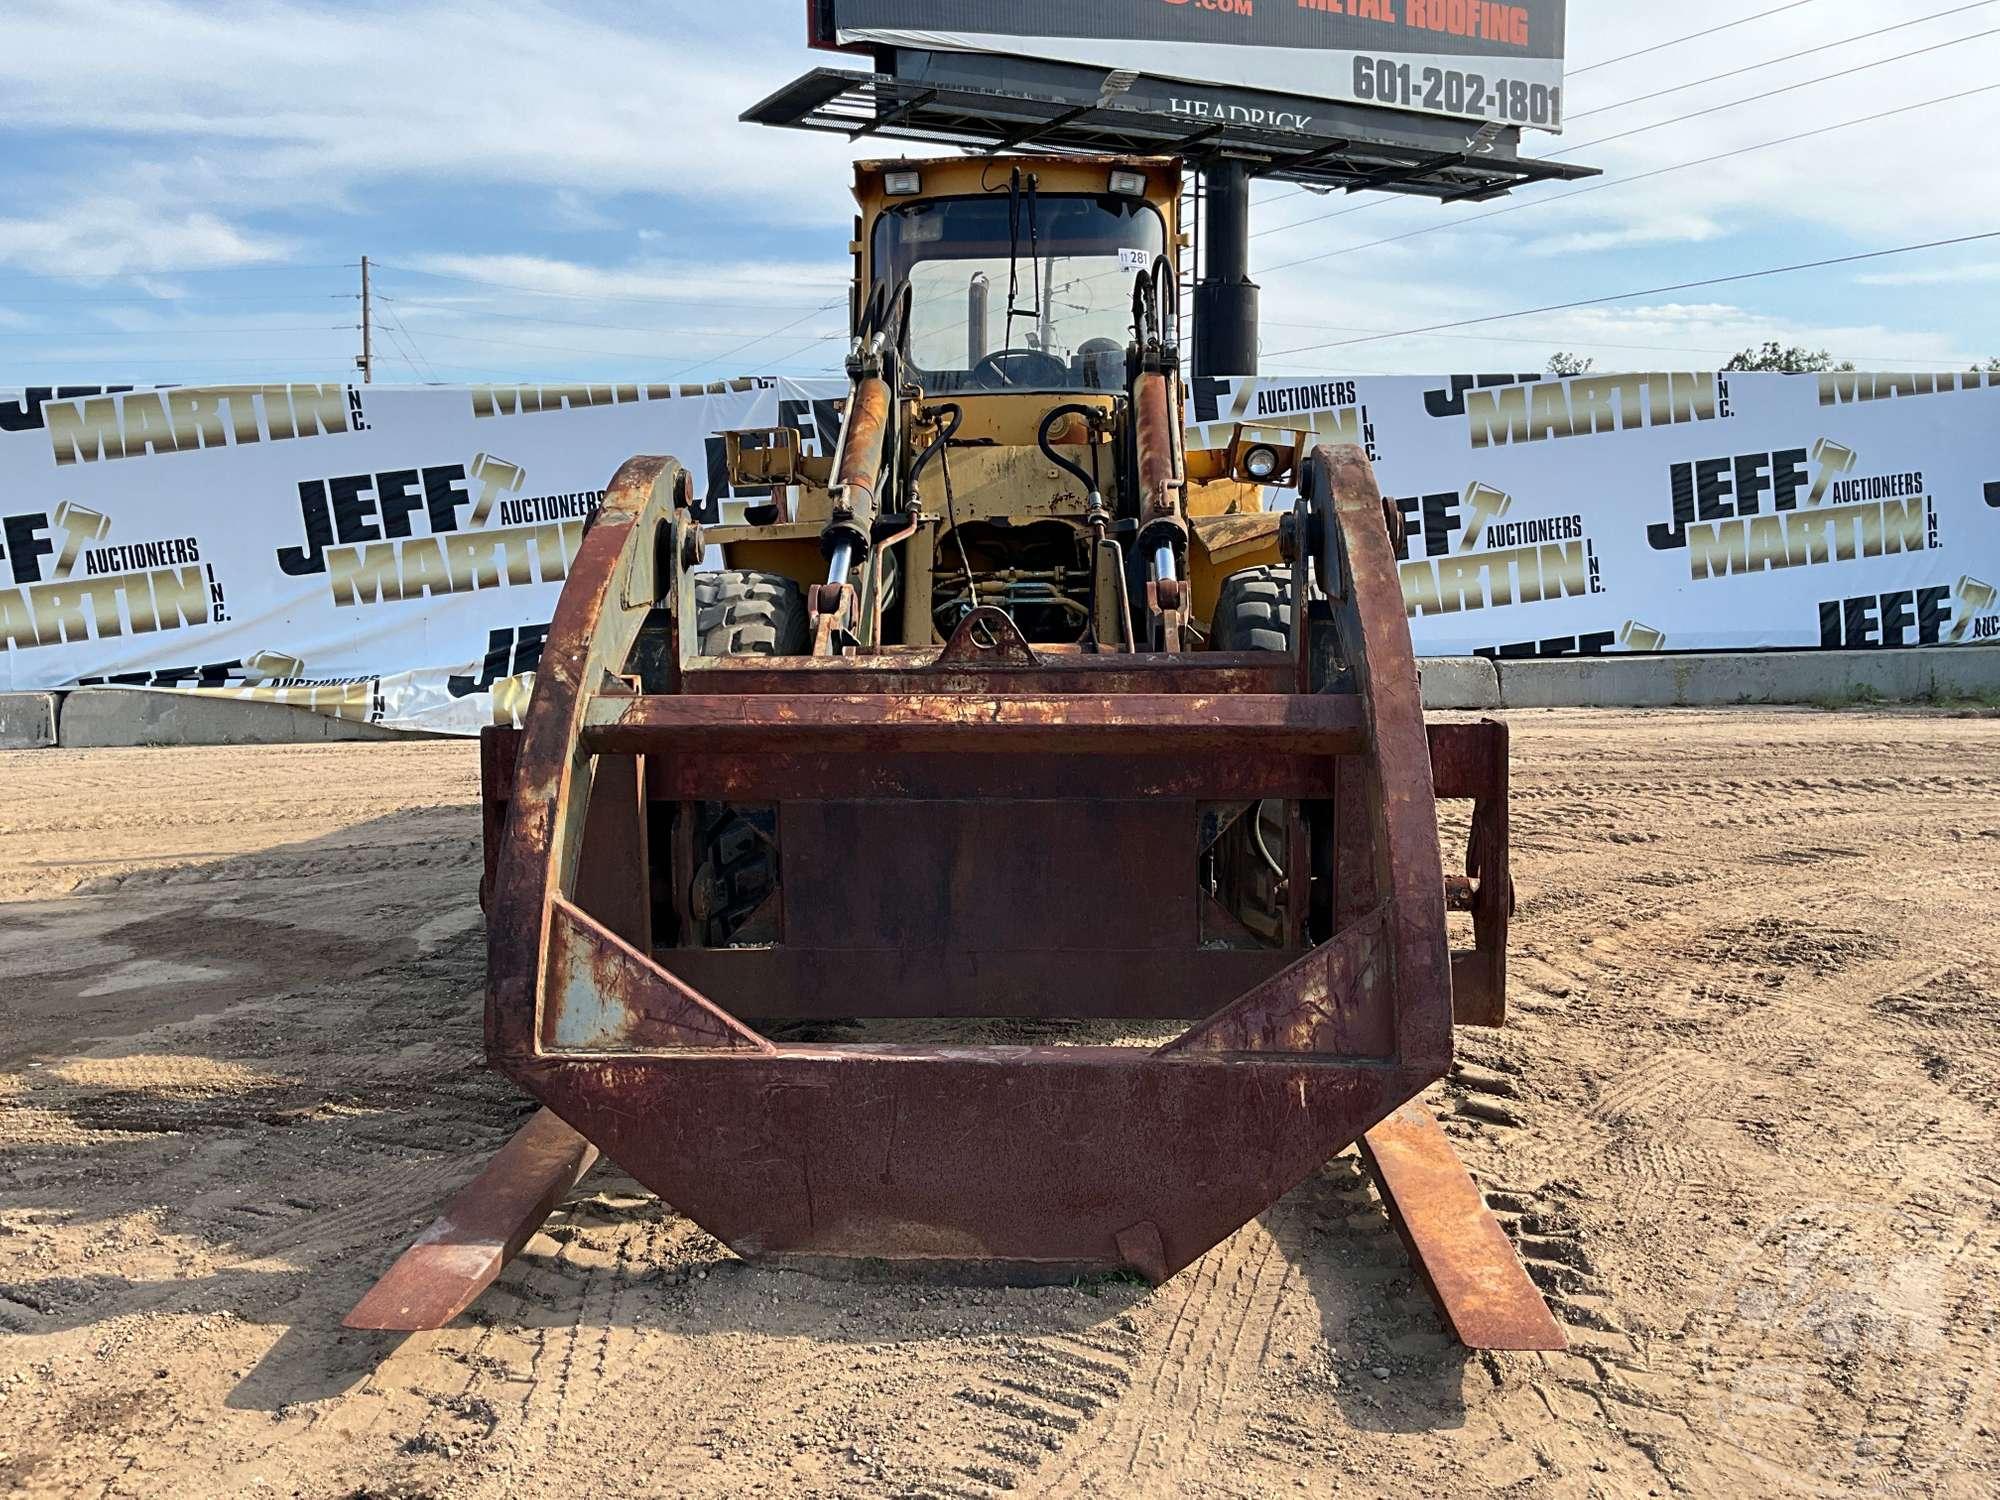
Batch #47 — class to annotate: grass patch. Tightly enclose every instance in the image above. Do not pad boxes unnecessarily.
[1804,683,2000,713]
[1922,685,2000,710]
[1805,685,1884,711]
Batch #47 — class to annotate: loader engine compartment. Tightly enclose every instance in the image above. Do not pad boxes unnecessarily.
[930,519,1097,642]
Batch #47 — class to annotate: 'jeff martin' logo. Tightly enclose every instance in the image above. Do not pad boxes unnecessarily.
[0,503,219,650]
[50,500,110,579]
[1391,480,1603,617]
[1648,440,1937,581]
[241,650,307,684]
[1951,575,1998,642]
[1619,620,1667,652]
[446,620,549,725]
[1814,574,1996,648]
[1425,371,1734,450]
[77,651,381,727]
[39,384,362,466]
[274,454,603,608]
[1186,377,1378,462]
[0,506,221,652]
[1476,620,1668,659]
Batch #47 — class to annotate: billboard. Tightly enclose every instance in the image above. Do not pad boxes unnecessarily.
[810,0,1569,133]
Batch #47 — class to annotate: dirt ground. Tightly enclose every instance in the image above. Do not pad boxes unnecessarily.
[1,708,1997,1499]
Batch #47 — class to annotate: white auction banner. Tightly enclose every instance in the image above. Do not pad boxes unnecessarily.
[1186,368,2000,657]
[0,379,789,733]
[1,370,1995,735]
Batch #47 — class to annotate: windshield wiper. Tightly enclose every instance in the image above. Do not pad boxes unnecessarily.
[1003,167,1042,352]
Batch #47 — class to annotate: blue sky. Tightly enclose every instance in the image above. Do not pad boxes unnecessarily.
[2,0,1997,384]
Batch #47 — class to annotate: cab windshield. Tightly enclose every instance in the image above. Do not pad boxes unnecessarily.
[871,191,1167,395]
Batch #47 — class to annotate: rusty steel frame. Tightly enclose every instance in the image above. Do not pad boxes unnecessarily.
[344,1108,598,1331]
[350,443,1551,1349]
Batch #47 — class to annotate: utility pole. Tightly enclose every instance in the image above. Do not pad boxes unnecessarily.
[357,255,373,384]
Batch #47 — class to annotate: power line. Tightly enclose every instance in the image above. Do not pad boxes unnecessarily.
[409,327,702,359]
[1557,26,2000,156]
[1259,82,1999,276]
[375,323,427,383]
[373,310,438,385]
[1568,1,1994,120]
[373,262,846,312]
[369,276,844,366]
[1257,39,1997,245]
[1569,0,1822,77]
[1253,319,1982,369]
[373,295,444,383]
[662,299,846,380]
[1256,0,1844,213]
[1263,229,2000,359]
[380,292,838,338]
[384,306,444,384]
[399,318,838,362]
[753,331,847,374]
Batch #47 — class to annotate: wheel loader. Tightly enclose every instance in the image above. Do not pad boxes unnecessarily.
[347,151,1556,1352]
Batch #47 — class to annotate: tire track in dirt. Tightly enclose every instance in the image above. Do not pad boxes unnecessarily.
[1018,1209,1300,1498]
[7,714,2000,1498]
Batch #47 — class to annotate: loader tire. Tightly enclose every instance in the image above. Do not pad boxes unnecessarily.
[695,570,808,658]
[1211,565,1292,653]
[690,572,804,949]
[1210,566,1295,946]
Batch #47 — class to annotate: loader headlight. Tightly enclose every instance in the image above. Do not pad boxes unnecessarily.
[883,170,923,196]
[1242,444,1281,481]
[1108,168,1148,197]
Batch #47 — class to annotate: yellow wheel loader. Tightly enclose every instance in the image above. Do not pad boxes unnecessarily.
[348,151,1558,1352]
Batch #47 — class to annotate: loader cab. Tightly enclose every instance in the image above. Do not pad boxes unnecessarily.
[854,156,1181,397]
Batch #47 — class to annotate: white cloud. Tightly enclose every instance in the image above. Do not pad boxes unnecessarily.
[1855,262,2000,287]
[367,254,851,380]
[1520,215,1726,256]
[0,199,295,277]
[0,0,861,229]
[402,254,847,308]
[546,191,619,234]
[1253,265,1984,375]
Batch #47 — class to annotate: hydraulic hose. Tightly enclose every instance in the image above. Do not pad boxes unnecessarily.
[1036,404,1105,507]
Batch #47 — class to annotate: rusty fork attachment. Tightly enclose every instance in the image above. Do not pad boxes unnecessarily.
[348,444,1557,1353]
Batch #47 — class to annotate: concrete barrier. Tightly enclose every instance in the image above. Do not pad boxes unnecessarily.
[1417,657,1501,710]
[59,689,428,748]
[0,692,59,749]
[1925,646,2000,701]
[1492,647,1996,709]
[29,646,1999,748]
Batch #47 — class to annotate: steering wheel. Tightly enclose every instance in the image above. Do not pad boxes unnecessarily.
[970,347,1070,389]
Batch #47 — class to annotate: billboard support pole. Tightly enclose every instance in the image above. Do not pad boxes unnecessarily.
[1194,159,1259,379]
